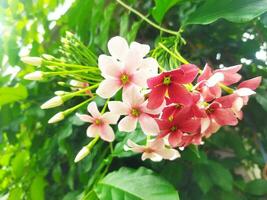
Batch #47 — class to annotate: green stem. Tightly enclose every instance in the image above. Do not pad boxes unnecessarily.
[116,0,178,36]
[44,60,99,70]
[63,84,99,100]
[64,97,95,115]
[159,42,189,64]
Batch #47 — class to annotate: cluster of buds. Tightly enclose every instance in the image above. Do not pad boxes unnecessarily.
[22,35,261,162]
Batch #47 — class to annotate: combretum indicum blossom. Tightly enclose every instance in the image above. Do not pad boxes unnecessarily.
[22,35,261,162]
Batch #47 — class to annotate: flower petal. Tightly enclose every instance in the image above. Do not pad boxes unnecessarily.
[238,77,262,90]
[201,117,210,133]
[130,41,150,57]
[76,113,93,122]
[122,86,144,107]
[212,108,238,126]
[108,101,129,115]
[118,116,138,132]
[108,36,129,60]
[142,152,163,162]
[139,57,158,76]
[197,64,213,82]
[87,102,101,118]
[124,139,145,152]
[96,79,121,98]
[234,88,256,97]
[139,114,160,135]
[124,48,143,73]
[147,85,167,109]
[168,83,192,106]
[86,125,99,137]
[206,72,224,87]
[98,55,122,78]
[132,69,152,88]
[102,112,120,124]
[99,125,115,142]
[157,148,180,160]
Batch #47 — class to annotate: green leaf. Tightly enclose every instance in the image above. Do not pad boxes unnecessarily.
[185,0,267,25]
[245,179,267,196]
[95,167,179,200]
[193,164,213,193]
[152,0,182,23]
[30,174,47,200]
[209,161,233,191]
[11,150,29,178]
[8,187,23,200]
[0,84,28,106]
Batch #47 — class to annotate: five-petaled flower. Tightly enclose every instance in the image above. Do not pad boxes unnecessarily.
[96,36,158,98]
[108,86,163,135]
[124,138,180,162]
[76,102,119,142]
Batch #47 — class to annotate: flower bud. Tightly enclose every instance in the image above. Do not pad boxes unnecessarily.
[54,91,67,96]
[42,54,54,60]
[21,56,42,66]
[24,71,44,80]
[70,80,84,88]
[48,112,65,123]
[74,146,90,163]
[41,96,63,109]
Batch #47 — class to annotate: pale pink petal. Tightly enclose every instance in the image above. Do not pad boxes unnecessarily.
[141,100,165,115]
[232,97,244,112]
[139,114,159,136]
[197,64,213,82]
[124,48,143,74]
[87,102,101,118]
[132,69,152,88]
[99,125,115,142]
[86,125,100,137]
[203,120,221,138]
[108,101,129,115]
[142,152,163,162]
[124,139,145,153]
[235,88,256,96]
[149,139,165,149]
[76,113,93,122]
[130,41,150,57]
[206,72,224,87]
[139,57,158,75]
[201,117,210,133]
[157,148,180,160]
[102,112,120,124]
[212,108,238,126]
[122,86,144,107]
[215,64,242,74]
[118,116,138,132]
[98,55,122,78]
[96,79,121,98]
[107,36,129,60]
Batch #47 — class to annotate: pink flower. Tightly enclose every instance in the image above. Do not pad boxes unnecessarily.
[96,36,158,98]
[196,64,242,101]
[201,95,238,135]
[147,64,199,109]
[108,86,163,135]
[157,108,200,147]
[124,138,180,162]
[76,102,119,142]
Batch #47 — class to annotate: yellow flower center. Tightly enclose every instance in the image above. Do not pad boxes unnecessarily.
[120,74,129,85]
[163,76,171,85]
[131,108,141,117]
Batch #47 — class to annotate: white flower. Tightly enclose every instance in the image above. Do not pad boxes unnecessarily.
[96,36,159,98]
[41,96,63,109]
[21,56,42,66]
[124,138,180,162]
[76,102,119,142]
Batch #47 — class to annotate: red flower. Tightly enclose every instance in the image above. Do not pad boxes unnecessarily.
[147,64,199,109]
[157,108,200,147]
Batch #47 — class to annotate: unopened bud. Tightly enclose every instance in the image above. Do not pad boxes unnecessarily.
[54,91,68,96]
[21,56,42,66]
[70,80,84,88]
[41,96,63,109]
[24,71,44,80]
[48,112,65,123]
[42,54,54,60]
[74,146,90,163]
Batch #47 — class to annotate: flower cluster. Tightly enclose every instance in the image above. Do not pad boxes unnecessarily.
[75,36,261,162]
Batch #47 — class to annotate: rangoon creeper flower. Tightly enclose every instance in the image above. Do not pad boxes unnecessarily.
[21,56,42,66]
[108,86,163,135]
[76,102,119,142]
[96,36,159,98]
[147,64,199,109]
[124,138,180,162]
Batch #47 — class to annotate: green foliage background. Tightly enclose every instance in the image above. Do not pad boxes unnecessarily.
[1,0,267,199]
